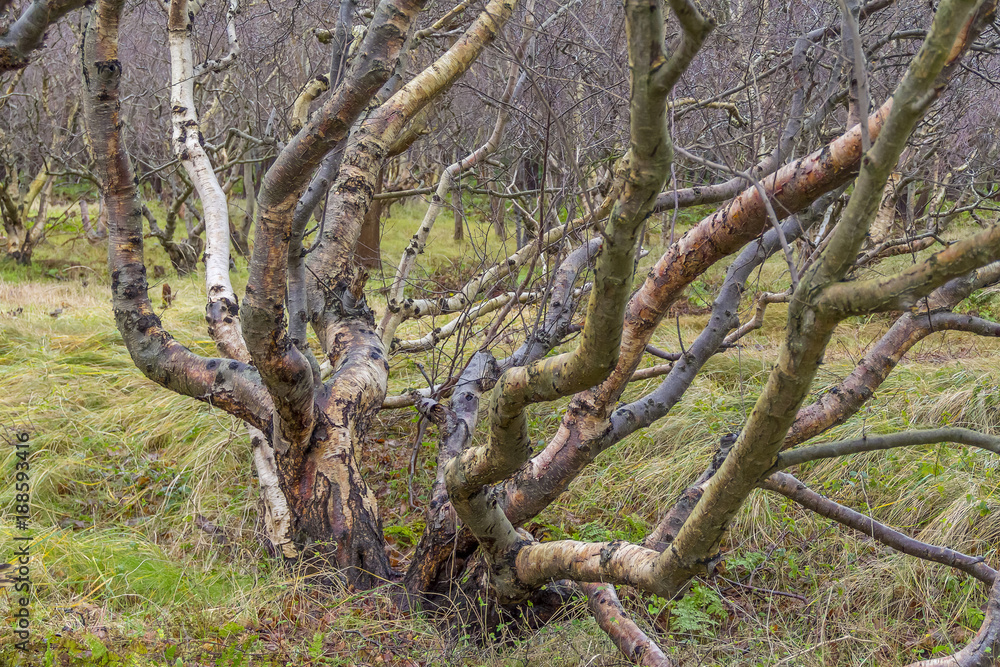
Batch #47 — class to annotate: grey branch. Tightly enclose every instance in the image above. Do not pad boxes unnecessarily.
[763,471,997,584]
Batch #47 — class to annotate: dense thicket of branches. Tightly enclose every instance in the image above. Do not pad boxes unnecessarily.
[6,0,1000,661]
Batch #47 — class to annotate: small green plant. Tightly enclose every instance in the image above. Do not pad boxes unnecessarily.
[647,594,669,618]
[574,521,612,542]
[384,523,420,545]
[726,550,765,575]
[84,634,107,661]
[666,583,727,639]
[217,622,244,639]
[308,631,326,660]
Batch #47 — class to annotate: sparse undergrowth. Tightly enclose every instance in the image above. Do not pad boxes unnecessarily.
[2,208,1000,665]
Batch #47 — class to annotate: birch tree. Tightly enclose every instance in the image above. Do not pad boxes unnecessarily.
[69,0,1000,662]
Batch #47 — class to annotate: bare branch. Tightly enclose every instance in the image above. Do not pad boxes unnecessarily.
[580,583,674,667]
[1,0,86,72]
[777,427,1000,469]
[762,471,996,584]
[723,291,792,346]
[839,0,872,152]
[192,0,240,76]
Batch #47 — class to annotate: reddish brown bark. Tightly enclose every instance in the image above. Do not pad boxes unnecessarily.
[787,263,1000,447]
[498,102,895,529]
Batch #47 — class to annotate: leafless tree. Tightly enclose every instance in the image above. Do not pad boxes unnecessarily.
[6,0,1000,660]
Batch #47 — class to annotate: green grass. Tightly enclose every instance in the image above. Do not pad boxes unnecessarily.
[2,199,1000,665]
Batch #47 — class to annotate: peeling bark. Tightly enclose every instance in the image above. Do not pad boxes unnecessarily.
[252,428,298,558]
[501,204,817,536]
[581,582,673,667]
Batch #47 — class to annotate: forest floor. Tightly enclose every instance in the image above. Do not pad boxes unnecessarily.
[3,200,1000,666]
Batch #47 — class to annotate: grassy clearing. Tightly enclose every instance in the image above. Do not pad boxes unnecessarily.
[1,200,1000,665]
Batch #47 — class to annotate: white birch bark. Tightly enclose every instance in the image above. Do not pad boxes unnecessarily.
[166,0,294,555]
[167,0,245,360]
[251,428,298,558]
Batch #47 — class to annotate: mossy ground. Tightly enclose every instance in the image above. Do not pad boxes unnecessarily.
[2,197,1000,665]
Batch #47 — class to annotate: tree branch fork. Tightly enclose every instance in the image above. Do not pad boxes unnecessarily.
[77,0,1000,661]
